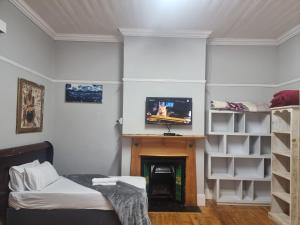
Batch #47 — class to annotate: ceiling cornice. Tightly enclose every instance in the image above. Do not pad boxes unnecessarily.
[54,34,121,43]
[9,0,300,45]
[119,28,212,39]
[277,24,300,45]
[10,0,56,38]
[208,38,278,46]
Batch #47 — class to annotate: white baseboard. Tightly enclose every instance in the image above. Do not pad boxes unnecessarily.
[197,193,206,206]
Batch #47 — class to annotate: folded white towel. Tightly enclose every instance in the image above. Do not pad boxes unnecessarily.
[92,177,118,184]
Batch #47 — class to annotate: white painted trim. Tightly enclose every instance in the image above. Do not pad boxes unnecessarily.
[197,193,206,206]
[123,78,206,84]
[54,34,121,43]
[208,38,278,46]
[119,28,212,39]
[0,19,7,34]
[206,83,276,88]
[277,24,300,45]
[0,55,53,81]
[0,54,298,88]
[9,0,300,45]
[273,78,300,87]
[9,0,56,38]
[52,79,122,85]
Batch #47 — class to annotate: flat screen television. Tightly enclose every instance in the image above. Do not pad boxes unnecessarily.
[145,97,192,125]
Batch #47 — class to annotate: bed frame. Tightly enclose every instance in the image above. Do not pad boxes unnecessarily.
[0,142,121,225]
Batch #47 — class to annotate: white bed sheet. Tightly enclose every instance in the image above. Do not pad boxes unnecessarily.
[9,176,146,211]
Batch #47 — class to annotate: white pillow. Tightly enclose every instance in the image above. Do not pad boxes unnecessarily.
[9,160,40,191]
[24,161,60,191]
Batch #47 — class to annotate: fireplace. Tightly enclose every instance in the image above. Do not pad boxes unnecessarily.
[141,157,186,207]
[126,135,204,206]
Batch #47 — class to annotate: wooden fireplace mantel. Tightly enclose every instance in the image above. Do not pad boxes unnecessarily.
[124,134,205,206]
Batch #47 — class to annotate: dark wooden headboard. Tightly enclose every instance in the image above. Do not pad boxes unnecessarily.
[0,141,53,221]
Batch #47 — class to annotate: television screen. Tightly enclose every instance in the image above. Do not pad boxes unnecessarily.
[145,97,192,125]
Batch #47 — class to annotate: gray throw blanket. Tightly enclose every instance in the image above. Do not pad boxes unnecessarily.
[65,174,151,225]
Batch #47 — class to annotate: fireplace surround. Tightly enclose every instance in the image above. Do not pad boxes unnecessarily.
[126,134,205,206]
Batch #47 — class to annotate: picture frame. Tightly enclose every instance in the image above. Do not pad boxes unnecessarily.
[16,78,45,133]
[65,83,103,103]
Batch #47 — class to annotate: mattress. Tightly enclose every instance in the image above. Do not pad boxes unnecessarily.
[9,176,146,210]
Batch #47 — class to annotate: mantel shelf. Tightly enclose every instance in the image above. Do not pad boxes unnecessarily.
[122,134,206,139]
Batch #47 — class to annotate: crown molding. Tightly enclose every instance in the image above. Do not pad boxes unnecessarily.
[9,0,56,38]
[277,24,300,45]
[208,38,278,46]
[54,34,121,43]
[9,0,300,45]
[119,28,212,39]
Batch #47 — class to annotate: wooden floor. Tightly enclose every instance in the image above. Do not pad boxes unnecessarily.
[149,200,276,225]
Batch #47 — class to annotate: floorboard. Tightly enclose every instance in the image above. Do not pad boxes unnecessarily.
[149,200,276,225]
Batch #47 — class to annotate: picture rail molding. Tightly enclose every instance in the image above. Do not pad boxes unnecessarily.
[0,54,299,88]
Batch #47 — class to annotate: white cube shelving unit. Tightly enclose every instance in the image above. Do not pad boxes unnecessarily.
[269,106,300,225]
[206,110,271,204]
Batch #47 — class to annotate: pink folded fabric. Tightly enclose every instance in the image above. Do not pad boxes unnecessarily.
[270,90,300,108]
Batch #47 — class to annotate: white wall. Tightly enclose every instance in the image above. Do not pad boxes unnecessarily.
[122,36,207,205]
[123,37,206,135]
[53,41,123,175]
[0,0,55,149]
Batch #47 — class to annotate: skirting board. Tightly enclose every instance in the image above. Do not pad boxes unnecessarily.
[197,194,206,206]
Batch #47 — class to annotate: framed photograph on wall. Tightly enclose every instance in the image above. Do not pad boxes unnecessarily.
[65,83,103,103]
[16,78,45,133]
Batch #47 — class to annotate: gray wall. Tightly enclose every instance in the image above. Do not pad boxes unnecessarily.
[0,0,55,149]
[0,0,55,78]
[53,41,123,175]
[277,34,300,84]
[123,37,206,135]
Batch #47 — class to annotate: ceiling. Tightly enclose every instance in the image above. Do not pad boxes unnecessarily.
[11,0,300,42]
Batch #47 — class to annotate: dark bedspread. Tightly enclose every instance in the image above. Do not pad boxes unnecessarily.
[65,174,151,225]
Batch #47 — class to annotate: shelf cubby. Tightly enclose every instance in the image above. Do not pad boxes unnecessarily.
[272,154,290,177]
[227,135,249,155]
[271,196,290,219]
[243,180,254,201]
[261,136,271,155]
[272,133,290,154]
[218,180,242,201]
[254,181,271,202]
[206,135,225,153]
[234,158,264,178]
[272,110,291,133]
[272,175,290,204]
[234,113,245,133]
[210,112,234,133]
[210,156,234,178]
[264,158,271,178]
[249,136,260,155]
[245,112,270,134]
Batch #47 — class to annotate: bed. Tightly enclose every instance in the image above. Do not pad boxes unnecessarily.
[0,142,122,225]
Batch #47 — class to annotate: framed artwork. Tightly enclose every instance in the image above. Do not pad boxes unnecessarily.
[16,78,45,133]
[65,83,103,103]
